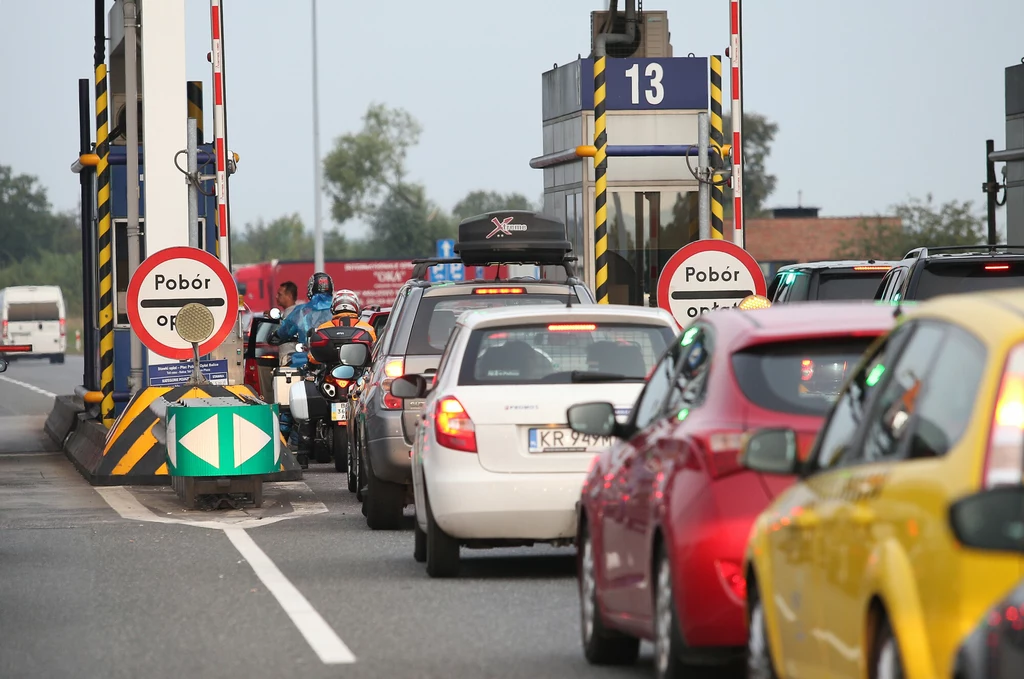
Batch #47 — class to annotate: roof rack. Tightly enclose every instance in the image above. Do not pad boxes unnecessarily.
[902,244,1024,260]
[410,257,582,285]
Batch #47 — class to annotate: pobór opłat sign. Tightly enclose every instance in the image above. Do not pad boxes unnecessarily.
[656,240,766,325]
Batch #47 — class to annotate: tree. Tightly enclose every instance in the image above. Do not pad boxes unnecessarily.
[834,194,985,260]
[451,191,536,222]
[719,112,779,218]
[0,165,76,266]
[361,184,457,259]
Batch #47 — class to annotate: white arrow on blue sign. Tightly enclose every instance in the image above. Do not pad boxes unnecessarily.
[436,239,455,258]
[432,239,457,281]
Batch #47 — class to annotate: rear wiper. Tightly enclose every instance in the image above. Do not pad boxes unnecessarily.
[570,370,642,383]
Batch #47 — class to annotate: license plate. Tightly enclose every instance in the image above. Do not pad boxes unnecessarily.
[528,427,612,453]
[331,402,347,422]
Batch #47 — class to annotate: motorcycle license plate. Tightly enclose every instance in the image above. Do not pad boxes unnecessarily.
[331,402,347,422]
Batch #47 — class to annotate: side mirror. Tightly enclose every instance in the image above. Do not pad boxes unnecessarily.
[269,307,282,321]
[331,365,356,380]
[567,402,618,438]
[949,487,1024,553]
[0,357,7,373]
[339,343,371,368]
[740,428,799,475]
[390,374,427,399]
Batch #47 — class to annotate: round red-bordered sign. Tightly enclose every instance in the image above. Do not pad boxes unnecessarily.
[656,239,766,327]
[126,246,239,360]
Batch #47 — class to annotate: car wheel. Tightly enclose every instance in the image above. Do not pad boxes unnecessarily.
[747,578,779,679]
[332,426,347,473]
[425,492,459,578]
[365,468,404,530]
[653,546,687,679]
[346,428,358,492]
[579,524,640,665]
[874,617,905,679]
[414,519,427,563]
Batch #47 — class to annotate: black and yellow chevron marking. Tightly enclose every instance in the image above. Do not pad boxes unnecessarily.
[95,62,115,427]
[99,384,297,481]
[186,81,204,144]
[594,56,609,304]
[710,56,726,241]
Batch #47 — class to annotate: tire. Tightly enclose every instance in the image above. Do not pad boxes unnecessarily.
[333,426,348,473]
[873,617,906,679]
[747,579,780,679]
[653,546,687,679]
[425,492,460,578]
[579,523,640,665]
[365,467,405,530]
[414,520,427,563]
[346,428,358,492]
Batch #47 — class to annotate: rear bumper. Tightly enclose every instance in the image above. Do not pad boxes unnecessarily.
[365,408,410,484]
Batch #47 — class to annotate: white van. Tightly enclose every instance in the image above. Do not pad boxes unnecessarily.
[0,286,67,364]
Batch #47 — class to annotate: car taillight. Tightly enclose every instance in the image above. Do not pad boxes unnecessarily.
[381,357,405,409]
[984,344,1024,488]
[472,287,525,295]
[701,431,746,479]
[59,319,66,337]
[985,264,1011,271]
[715,559,747,604]
[434,396,476,452]
[853,265,892,272]
[1,320,6,338]
[801,359,813,381]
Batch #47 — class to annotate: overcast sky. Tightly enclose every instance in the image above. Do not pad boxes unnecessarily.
[2,0,1022,239]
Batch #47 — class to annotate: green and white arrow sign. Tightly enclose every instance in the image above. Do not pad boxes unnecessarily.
[165,399,280,476]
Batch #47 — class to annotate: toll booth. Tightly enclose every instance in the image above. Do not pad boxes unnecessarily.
[533,10,710,306]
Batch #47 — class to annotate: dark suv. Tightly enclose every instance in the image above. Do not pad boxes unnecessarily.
[767,260,897,303]
[351,210,596,529]
[874,245,1024,303]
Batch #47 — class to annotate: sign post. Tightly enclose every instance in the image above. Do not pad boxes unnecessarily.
[126,246,239,386]
[655,240,765,326]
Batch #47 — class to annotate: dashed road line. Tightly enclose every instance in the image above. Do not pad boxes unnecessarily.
[0,375,56,399]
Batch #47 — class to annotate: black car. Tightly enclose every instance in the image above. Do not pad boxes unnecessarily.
[875,245,1024,304]
[766,260,897,303]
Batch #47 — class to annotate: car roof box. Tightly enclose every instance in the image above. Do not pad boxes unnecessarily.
[455,210,572,267]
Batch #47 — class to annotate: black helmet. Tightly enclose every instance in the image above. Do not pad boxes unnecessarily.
[307,272,334,299]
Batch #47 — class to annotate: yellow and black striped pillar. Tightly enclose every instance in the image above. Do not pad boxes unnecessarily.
[186,81,204,144]
[95,62,115,427]
[709,56,726,240]
[593,56,610,304]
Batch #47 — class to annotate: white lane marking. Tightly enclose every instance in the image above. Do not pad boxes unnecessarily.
[224,527,357,664]
[0,375,56,399]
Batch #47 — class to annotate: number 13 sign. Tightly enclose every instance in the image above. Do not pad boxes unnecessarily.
[582,57,708,111]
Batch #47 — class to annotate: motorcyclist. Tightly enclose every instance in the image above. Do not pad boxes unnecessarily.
[306,289,377,366]
[272,272,335,365]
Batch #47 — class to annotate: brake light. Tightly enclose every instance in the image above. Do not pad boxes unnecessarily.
[473,287,525,295]
[548,323,597,332]
[381,357,405,409]
[715,559,747,604]
[984,344,1024,488]
[325,375,350,389]
[853,265,892,271]
[700,430,745,479]
[59,318,66,337]
[801,359,814,381]
[1,320,6,338]
[434,396,477,452]
[986,264,1011,271]
[384,358,404,378]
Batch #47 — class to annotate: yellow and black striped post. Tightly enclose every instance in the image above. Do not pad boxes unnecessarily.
[709,56,726,241]
[186,81,204,144]
[95,62,115,428]
[593,56,610,304]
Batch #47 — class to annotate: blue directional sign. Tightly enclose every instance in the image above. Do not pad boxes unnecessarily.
[431,239,457,281]
[437,239,456,259]
[580,57,708,111]
[448,262,464,282]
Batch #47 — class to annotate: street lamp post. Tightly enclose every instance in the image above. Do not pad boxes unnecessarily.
[311,0,324,272]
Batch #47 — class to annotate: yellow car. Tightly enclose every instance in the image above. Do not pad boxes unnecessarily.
[740,288,1024,679]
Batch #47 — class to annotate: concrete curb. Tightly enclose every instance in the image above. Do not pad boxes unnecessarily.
[44,394,84,450]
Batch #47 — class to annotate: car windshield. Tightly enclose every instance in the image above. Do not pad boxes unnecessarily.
[816,272,887,300]
[458,322,674,385]
[731,337,879,416]
[406,292,579,355]
[913,260,1024,299]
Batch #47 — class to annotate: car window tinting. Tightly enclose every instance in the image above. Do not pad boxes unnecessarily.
[914,260,1024,299]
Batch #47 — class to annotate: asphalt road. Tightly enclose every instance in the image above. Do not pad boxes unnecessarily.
[0,359,678,679]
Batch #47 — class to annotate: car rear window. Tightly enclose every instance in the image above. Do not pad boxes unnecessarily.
[731,337,879,416]
[913,260,1024,299]
[815,272,887,300]
[406,292,579,355]
[458,323,674,385]
[7,302,60,322]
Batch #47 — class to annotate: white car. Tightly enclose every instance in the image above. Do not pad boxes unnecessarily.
[389,303,679,578]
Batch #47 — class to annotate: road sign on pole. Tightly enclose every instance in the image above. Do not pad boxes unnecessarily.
[126,246,239,360]
[656,240,766,326]
[432,238,457,281]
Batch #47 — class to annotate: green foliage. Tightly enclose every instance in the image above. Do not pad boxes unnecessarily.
[451,191,536,222]
[231,213,349,265]
[0,251,84,316]
[834,194,986,260]
[719,112,778,218]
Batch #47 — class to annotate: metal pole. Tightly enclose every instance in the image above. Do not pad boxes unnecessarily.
[709,55,726,240]
[986,139,999,245]
[729,0,745,248]
[187,118,200,248]
[94,0,115,427]
[698,112,710,240]
[593,55,610,305]
[210,0,231,268]
[124,0,144,395]
[78,79,97,392]
[311,0,324,272]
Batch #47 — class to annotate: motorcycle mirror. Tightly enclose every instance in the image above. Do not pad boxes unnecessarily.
[269,308,282,321]
[331,365,356,380]
[295,343,306,353]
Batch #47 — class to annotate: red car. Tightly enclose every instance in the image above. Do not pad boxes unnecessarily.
[566,301,897,678]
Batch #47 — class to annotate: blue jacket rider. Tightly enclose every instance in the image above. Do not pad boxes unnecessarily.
[273,271,335,366]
